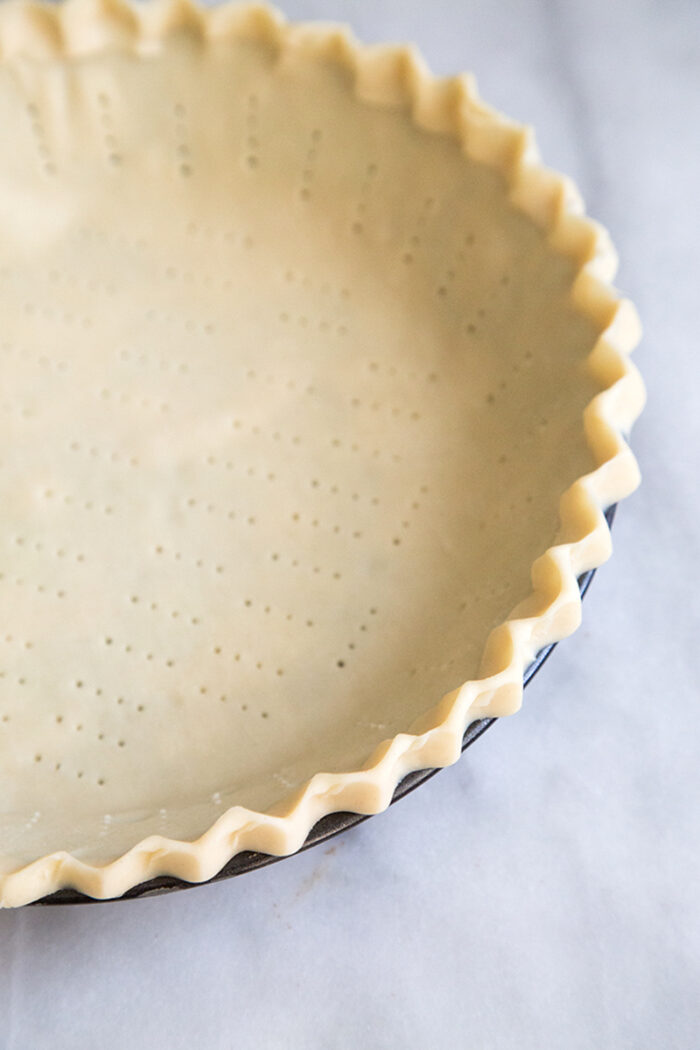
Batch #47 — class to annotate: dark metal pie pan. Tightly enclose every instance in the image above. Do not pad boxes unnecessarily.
[32,505,616,905]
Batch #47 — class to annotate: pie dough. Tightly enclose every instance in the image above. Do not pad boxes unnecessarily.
[0,0,644,906]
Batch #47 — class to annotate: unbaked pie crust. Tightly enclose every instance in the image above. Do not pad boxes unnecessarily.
[0,0,644,906]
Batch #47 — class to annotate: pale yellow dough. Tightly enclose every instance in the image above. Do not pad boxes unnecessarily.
[0,1,643,905]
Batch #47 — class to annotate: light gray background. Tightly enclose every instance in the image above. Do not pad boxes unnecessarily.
[0,1,697,1047]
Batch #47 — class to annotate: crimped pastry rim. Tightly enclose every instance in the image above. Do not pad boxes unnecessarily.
[0,0,645,907]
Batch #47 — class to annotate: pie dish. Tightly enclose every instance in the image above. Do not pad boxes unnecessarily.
[0,0,644,907]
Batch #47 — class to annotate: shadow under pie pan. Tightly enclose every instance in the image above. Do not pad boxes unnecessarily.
[0,2,644,907]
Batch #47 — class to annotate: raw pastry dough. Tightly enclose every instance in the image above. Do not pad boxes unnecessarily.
[0,0,644,905]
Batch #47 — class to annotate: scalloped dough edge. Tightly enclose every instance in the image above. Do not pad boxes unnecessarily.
[0,0,645,907]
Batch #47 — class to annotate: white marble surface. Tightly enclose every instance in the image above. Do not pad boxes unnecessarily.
[0,1,698,1047]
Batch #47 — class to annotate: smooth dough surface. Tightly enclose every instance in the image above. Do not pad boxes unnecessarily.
[0,34,600,869]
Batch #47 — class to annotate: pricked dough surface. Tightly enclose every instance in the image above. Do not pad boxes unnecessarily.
[0,34,600,869]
